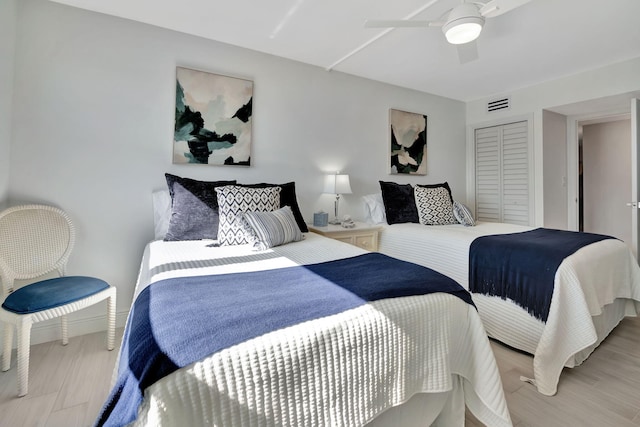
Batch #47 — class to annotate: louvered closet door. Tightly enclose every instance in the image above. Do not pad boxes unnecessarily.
[475,121,529,225]
[475,127,501,222]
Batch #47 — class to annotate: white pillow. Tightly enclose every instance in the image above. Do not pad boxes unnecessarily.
[362,193,387,224]
[152,190,172,240]
[453,201,476,226]
[216,185,281,246]
[241,206,303,251]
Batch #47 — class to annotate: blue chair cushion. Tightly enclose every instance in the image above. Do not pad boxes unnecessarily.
[1,276,110,314]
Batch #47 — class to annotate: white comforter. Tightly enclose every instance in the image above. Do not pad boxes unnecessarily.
[123,233,512,426]
[378,222,640,396]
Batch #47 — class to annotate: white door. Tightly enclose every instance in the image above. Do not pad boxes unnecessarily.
[579,99,640,260]
[581,119,632,245]
[631,98,640,259]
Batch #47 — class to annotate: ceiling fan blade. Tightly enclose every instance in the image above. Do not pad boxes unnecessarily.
[480,0,532,18]
[457,40,479,64]
[364,19,442,28]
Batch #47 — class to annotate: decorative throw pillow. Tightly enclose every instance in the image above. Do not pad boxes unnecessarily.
[362,193,387,225]
[379,181,419,224]
[216,185,281,246]
[164,174,236,241]
[240,206,304,250]
[152,190,172,240]
[453,201,476,226]
[414,185,458,225]
[415,182,454,203]
[239,182,308,232]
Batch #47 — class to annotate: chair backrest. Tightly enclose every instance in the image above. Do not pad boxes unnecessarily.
[0,204,75,296]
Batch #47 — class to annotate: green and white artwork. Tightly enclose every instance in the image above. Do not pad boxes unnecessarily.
[174,67,253,166]
[389,109,427,175]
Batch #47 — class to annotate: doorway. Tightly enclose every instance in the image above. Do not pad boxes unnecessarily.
[557,95,640,259]
[578,117,631,249]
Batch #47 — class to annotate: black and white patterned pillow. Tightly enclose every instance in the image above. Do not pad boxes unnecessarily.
[414,185,457,225]
[453,201,476,226]
[216,185,281,245]
[240,206,303,251]
[238,182,308,232]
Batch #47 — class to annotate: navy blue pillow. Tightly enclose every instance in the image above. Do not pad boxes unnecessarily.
[379,181,419,224]
[164,174,236,241]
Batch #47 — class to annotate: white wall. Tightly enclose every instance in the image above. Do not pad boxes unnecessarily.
[7,0,466,343]
[0,0,16,205]
[582,119,632,244]
[542,110,567,229]
[466,57,640,226]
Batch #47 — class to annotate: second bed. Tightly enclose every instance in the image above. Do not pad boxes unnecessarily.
[377,221,640,396]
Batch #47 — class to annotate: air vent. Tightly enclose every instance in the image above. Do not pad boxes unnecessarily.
[487,97,511,113]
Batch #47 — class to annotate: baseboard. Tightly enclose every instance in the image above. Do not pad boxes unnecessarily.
[1,311,128,352]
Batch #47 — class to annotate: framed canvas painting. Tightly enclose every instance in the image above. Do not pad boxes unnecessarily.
[174,67,253,166]
[389,108,427,175]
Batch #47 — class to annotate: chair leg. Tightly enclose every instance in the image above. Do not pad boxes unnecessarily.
[61,314,69,346]
[16,317,33,397]
[2,323,13,372]
[107,292,116,351]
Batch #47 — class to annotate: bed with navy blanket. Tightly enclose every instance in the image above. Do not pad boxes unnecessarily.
[98,232,512,427]
[469,228,614,322]
[378,222,640,396]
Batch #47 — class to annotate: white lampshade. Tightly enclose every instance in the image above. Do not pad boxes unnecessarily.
[442,3,484,45]
[324,173,352,195]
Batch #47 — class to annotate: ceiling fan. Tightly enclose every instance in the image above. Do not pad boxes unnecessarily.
[364,0,532,62]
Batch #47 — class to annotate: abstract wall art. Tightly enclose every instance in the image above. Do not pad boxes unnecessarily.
[389,108,427,175]
[174,67,253,166]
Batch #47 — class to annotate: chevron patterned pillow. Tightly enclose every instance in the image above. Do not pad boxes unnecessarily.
[414,185,457,225]
[216,185,281,245]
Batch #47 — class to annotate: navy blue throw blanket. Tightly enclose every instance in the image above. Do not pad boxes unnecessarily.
[469,228,614,322]
[96,252,472,426]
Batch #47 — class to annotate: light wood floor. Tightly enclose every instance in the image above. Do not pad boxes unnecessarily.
[0,316,639,427]
[0,328,123,427]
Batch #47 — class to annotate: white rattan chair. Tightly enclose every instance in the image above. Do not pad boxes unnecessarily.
[0,204,116,397]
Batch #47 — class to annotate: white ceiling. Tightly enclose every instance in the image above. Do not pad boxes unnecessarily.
[48,0,640,102]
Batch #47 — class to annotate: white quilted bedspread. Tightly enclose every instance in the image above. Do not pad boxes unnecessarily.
[123,233,512,426]
[378,222,640,396]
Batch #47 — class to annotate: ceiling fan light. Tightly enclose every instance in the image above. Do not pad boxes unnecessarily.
[443,18,483,44]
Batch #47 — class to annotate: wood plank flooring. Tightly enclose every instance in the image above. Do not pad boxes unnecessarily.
[0,316,638,426]
[0,328,123,427]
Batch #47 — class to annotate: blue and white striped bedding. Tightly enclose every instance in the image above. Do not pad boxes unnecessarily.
[102,233,512,426]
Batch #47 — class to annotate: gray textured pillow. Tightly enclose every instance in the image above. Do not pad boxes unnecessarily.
[164,174,236,241]
[165,183,218,241]
[240,206,303,251]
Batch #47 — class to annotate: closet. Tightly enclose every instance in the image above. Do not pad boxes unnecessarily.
[475,120,530,225]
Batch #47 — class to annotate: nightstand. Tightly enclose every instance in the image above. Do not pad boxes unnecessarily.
[307,222,382,251]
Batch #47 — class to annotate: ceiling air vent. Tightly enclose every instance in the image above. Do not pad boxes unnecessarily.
[487,97,511,113]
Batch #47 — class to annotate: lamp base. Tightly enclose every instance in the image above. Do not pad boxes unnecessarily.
[328,217,342,225]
